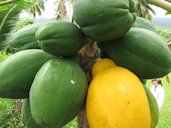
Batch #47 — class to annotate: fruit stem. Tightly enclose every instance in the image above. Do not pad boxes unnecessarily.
[145,0,171,12]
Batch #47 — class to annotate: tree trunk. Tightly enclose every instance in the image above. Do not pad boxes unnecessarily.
[78,108,89,128]
[12,99,22,118]
[78,42,101,128]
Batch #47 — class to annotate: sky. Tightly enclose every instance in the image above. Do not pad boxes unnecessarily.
[150,5,171,18]
[20,1,171,19]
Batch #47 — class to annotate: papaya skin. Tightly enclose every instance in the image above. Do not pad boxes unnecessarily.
[87,66,151,128]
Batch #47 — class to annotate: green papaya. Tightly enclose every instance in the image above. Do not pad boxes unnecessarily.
[22,99,41,128]
[99,27,171,79]
[0,49,55,98]
[36,21,87,57]
[65,54,82,65]
[140,79,147,85]
[30,59,88,128]
[8,23,41,52]
[73,0,136,41]
[144,86,159,128]
[133,17,155,32]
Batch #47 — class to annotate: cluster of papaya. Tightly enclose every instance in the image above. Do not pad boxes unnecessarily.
[0,0,171,128]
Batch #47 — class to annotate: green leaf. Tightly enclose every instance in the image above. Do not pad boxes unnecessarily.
[0,5,23,44]
[166,11,171,14]
[0,0,25,42]
[0,0,25,6]
[24,0,46,17]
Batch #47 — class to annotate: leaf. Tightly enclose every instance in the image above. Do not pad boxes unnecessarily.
[166,11,171,14]
[0,0,25,42]
[0,4,23,47]
[0,0,25,6]
[135,0,154,19]
[35,3,42,15]
[24,0,46,17]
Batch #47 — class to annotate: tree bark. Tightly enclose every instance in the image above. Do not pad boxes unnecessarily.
[146,0,171,12]
[12,99,22,118]
[78,42,101,128]
[78,108,89,128]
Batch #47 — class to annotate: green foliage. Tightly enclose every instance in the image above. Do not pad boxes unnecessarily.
[12,19,34,32]
[0,51,10,62]
[25,0,46,17]
[0,104,24,128]
[155,25,171,42]
[0,1,23,46]
[135,0,155,20]
[0,0,46,48]
[1,18,34,51]
[0,98,14,117]
[166,11,171,14]
[64,118,78,128]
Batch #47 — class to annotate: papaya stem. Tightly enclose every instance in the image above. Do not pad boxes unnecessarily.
[145,0,171,12]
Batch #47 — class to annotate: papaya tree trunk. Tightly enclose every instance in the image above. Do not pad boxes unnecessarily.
[78,108,89,128]
[145,0,171,12]
[12,99,22,118]
[78,42,101,128]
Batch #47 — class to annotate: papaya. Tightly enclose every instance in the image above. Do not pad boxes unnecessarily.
[21,99,41,128]
[144,86,159,128]
[65,54,81,65]
[86,66,151,128]
[99,27,171,79]
[73,0,136,41]
[30,59,88,128]
[92,58,116,77]
[8,23,41,52]
[133,17,155,32]
[140,79,147,85]
[36,21,87,57]
[0,49,55,98]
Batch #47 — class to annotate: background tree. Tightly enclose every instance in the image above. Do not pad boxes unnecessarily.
[0,0,46,49]
[135,0,155,19]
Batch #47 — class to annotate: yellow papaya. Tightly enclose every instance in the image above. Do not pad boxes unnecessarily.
[86,66,151,128]
[92,58,116,77]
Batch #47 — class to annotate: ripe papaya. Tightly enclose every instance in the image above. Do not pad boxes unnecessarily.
[0,49,55,98]
[21,99,41,128]
[86,66,151,128]
[73,0,136,41]
[36,21,87,57]
[144,86,159,128]
[92,58,116,77]
[99,27,171,79]
[133,17,155,32]
[8,23,41,52]
[30,59,88,128]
